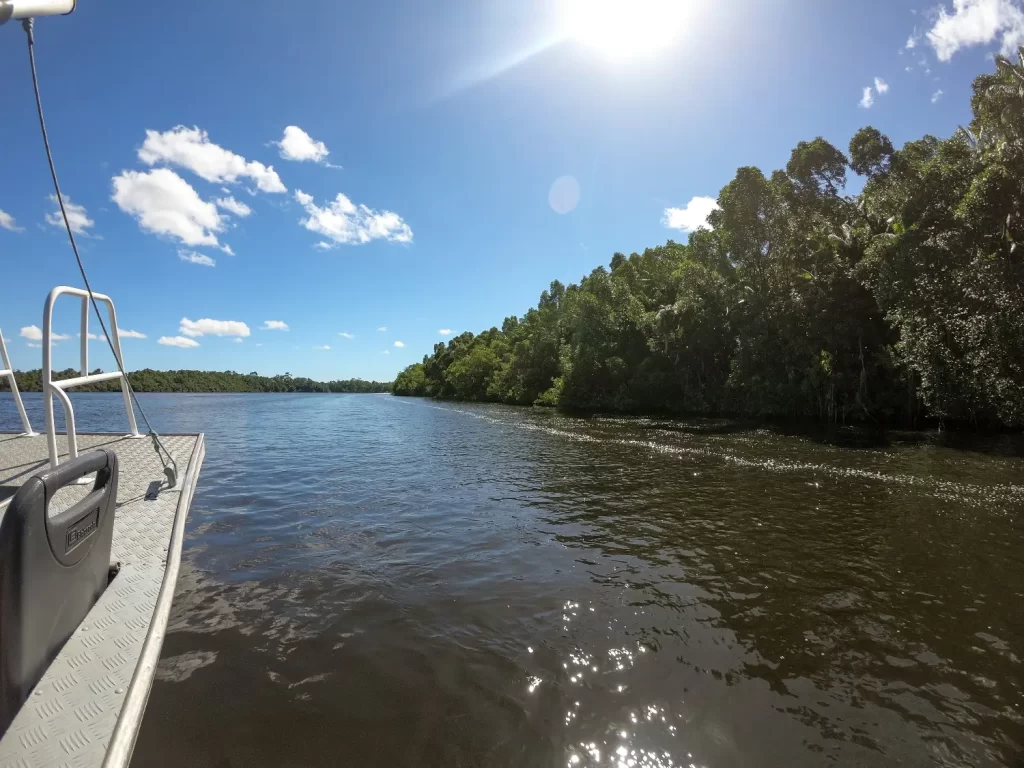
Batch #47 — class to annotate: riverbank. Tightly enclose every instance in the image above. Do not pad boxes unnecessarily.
[393,391,1024,436]
[2,368,392,394]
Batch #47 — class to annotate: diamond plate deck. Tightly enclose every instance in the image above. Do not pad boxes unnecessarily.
[0,432,205,768]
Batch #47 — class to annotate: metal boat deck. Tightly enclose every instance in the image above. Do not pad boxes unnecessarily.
[0,431,205,768]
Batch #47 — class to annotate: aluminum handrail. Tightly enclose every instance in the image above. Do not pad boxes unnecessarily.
[42,286,139,467]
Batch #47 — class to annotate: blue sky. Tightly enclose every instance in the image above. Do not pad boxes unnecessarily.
[0,0,1020,381]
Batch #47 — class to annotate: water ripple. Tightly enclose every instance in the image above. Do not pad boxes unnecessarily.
[1,394,1018,767]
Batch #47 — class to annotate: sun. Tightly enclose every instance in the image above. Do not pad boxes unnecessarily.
[562,0,689,59]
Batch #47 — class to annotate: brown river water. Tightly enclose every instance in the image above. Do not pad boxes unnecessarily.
[8,393,1020,767]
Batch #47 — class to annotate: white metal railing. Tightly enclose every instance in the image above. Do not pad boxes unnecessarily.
[42,286,139,467]
[0,329,36,436]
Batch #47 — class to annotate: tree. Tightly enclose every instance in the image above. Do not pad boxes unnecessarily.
[393,363,427,396]
[390,50,1024,428]
[0,369,391,395]
[849,127,895,179]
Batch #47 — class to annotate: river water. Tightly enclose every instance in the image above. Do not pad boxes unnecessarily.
[2,393,1022,767]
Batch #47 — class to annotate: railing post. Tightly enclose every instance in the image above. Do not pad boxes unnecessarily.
[42,287,59,466]
[51,385,78,462]
[79,296,88,377]
[0,330,36,436]
[104,297,139,437]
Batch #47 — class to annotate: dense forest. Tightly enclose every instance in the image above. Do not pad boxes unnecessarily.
[1,369,390,394]
[395,50,1024,428]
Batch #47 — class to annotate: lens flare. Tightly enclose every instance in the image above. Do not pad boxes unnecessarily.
[563,0,689,59]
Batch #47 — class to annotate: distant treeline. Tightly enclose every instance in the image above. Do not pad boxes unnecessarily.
[0,369,391,394]
[395,50,1024,428]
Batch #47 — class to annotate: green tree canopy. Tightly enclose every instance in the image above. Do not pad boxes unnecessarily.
[393,53,1024,428]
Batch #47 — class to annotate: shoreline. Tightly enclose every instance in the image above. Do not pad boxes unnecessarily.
[393,393,1024,438]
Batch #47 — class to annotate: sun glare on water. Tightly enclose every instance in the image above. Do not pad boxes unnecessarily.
[562,0,689,59]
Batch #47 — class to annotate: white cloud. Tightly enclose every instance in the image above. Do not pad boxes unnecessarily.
[874,77,890,94]
[158,336,200,348]
[933,88,946,103]
[233,338,244,344]
[380,349,390,355]
[113,168,229,250]
[339,332,354,339]
[179,249,216,267]
[83,331,140,342]
[662,196,720,233]
[393,340,405,348]
[313,345,331,351]
[276,126,331,164]
[82,330,142,342]
[26,343,41,349]
[313,241,334,251]
[19,325,70,342]
[927,0,1024,61]
[293,189,413,246]
[439,329,452,336]
[46,194,95,235]
[138,126,286,193]
[377,326,387,332]
[860,86,875,108]
[215,196,252,217]
[262,320,289,331]
[906,31,920,49]
[220,243,235,256]
[0,209,24,232]
[179,318,250,338]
